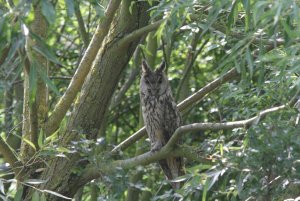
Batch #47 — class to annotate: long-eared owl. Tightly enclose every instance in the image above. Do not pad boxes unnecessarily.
[140,60,185,189]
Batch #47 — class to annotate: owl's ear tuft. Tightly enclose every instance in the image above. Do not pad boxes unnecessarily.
[142,60,151,74]
[156,60,166,73]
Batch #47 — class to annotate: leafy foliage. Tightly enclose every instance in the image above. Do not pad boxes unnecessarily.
[0,0,300,200]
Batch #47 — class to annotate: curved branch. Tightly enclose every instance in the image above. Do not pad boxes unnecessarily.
[81,103,288,183]
[117,19,164,47]
[166,105,287,148]
[111,67,239,153]
[44,0,122,136]
[118,104,288,168]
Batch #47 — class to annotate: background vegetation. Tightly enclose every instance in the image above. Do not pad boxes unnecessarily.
[0,0,300,200]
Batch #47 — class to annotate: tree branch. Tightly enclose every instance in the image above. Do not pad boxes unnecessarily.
[167,105,288,149]
[117,19,164,47]
[44,0,122,136]
[111,67,239,153]
[81,103,290,184]
[74,1,89,47]
[115,103,288,168]
[110,68,139,109]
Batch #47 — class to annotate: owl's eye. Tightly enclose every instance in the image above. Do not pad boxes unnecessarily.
[145,80,150,84]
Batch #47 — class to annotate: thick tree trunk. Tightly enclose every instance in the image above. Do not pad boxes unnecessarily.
[23,1,150,200]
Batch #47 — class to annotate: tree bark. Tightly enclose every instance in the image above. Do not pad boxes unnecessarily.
[23,1,150,200]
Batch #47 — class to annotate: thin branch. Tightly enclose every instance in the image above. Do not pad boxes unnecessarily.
[168,105,288,149]
[110,68,139,109]
[74,1,89,47]
[44,0,122,136]
[111,67,239,153]
[117,19,164,47]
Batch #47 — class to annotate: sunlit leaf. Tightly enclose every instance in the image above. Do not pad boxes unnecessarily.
[23,138,36,151]
[38,129,45,148]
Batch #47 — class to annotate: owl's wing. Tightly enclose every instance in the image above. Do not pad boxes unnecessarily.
[163,100,182,139]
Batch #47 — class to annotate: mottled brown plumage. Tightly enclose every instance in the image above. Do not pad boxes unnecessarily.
[140,60,184,189]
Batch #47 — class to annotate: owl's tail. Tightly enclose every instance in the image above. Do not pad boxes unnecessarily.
[159,156,185,189]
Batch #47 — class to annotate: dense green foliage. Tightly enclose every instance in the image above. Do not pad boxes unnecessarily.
[0,0,300,200]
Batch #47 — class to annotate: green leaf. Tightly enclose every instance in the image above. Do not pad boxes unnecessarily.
[227,0,240,31]
[253,1,269,26]
[40,194,47,201]
[23,138,36,151]
[242,0,251,31]
[246,47,254,78]
[30,32,61,65]
[65,0,75,17]
[14,187,23,201]
[38,129,45,148]
[41,0,56,25]
[274,2,282,25]
[31,191,39,201]
[24,179,48,185]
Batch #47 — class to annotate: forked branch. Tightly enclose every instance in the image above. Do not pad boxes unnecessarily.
[44,0,122,136]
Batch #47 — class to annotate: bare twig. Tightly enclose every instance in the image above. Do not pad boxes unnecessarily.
[110,68,139,109]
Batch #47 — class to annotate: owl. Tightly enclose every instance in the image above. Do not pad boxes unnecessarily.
[140,60,185,189]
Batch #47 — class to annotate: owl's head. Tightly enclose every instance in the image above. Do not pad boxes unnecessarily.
[140,60,169,97]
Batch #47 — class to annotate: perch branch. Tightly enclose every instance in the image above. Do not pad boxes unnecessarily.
[116,103,288,167]
[111,67,239,153]
[44,0,121,136]
[81,103,289,183]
